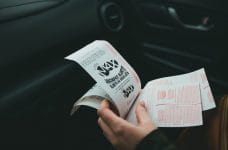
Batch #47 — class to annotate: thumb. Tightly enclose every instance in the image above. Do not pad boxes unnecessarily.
[135,101,152,126]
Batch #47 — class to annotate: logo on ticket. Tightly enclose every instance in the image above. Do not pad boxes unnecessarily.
[96,59,130,89]
[97,59,119,77]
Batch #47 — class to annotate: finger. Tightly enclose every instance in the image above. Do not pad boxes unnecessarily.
[97,99,110,116]
[100,99,110,109]
[98,118,117,144]
[100,99,119,116]
[135,101,152,125]
[98,104,123,127]
[98,105,134,134]
[98,100,125,128]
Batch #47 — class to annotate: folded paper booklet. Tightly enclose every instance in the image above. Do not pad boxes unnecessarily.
[65,40,216,127]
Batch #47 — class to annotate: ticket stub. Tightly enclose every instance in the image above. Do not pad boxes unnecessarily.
[126,83,203,127]
[144,83,203,127]
[146,68,215,111]
[66,40,141,117]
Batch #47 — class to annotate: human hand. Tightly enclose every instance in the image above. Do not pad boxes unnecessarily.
[97,100,157,150]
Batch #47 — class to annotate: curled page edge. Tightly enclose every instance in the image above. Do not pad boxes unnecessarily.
[70,95,104,115]
[70,83,115,115]
[70,95,120,116]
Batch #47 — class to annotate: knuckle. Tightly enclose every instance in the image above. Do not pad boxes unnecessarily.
[114,124,124,136]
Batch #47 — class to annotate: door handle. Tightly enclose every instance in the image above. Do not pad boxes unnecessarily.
[168,7,214,31]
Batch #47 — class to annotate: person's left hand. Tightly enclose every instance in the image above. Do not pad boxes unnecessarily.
[97,100,157,150]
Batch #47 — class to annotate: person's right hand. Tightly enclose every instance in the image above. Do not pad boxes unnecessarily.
[97,100,157,150]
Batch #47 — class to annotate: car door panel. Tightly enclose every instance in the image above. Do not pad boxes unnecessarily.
[0,0,104,147]
[125,0,228,95]
[0,0,102,69]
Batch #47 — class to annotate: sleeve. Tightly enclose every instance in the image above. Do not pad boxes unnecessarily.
[136,129,177,150]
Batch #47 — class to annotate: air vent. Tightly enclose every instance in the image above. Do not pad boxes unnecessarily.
[100,2,124,32]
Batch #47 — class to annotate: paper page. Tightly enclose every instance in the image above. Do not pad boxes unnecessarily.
[126,83,203,127]
[65,40,141,117]
[126,84,203,127]
[146,83,203,127]
[146,68,215,111]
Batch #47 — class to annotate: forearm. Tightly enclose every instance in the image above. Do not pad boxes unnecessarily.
[136,129,177,150]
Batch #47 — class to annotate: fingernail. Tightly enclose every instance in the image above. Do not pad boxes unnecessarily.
[140,101,145,107]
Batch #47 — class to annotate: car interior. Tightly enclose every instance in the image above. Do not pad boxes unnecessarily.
[0,0,227,149]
